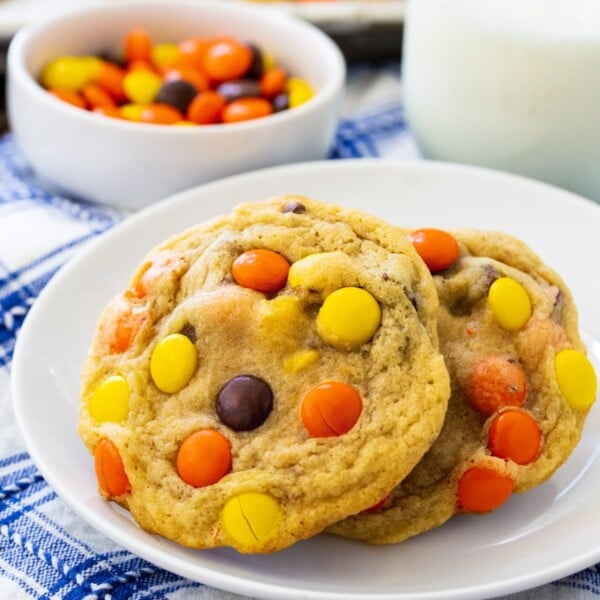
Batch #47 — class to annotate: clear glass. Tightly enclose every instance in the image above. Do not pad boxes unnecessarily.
[402,0,600,201]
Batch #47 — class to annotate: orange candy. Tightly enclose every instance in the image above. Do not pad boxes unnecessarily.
[124,27,152,63]
[164,65,209,92]
[81,83,116,109]
[488,409,542,465]
[177,430,232,487]
[260,67,287,98]
[186,90,226,124]
[457,466,514,512]
[203,39,252,81]
[95,438,130,497]
[301,381,363,437]
[96,61,126,101]
[126,59,157,73]
[130,253,178,298]
[222,98,273,123]
[110,302,147,353]
[407,228,460,273]
[93,106,124,120]
[232,249,289,293]
[178,38,210,68]
[140,103,184,125]
[466,356,527,415]
[49,88,86,109]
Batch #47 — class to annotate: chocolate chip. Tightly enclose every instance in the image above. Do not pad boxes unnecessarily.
[551,288,565,322]
[484,264,500,288]
[410,294,419,311]
[180,324,197,343]
[382,272,390,281]
[448,297,472,317]
[404,287,419,311]
[554,289,564,307]
[156,80,198,114]
[216,375,273,431]
[282,200,306,214]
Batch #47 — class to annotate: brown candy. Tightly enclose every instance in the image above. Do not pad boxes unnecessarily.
[216,375,273,431]
[282,200,306,214]
[180,324,197,343]
[155,79,198,114]
[216,79,261,103]
[245,43,264,79]
[273,93,289,113]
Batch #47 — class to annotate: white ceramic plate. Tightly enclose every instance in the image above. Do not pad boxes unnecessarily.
[12,160,600,600]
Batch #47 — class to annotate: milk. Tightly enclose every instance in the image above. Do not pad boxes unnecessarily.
[403,0,600,200]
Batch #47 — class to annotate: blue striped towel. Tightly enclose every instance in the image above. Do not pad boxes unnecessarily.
[1,66,599,599]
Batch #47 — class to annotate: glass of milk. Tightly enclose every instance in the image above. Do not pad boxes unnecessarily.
[402,0,600,200]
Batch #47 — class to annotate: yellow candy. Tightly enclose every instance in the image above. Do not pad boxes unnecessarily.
[317,287,381,350]
[150,333,197,394]
[120,103,146,122]
[79,56,103,78]
[287,252,355,297]
[151,43,181,69]
[173,121,196,127]
[123,70,162,104]
[222,493,281,547]
[487,277,532,331]
[262,52,276,72]
[259,295,302,326]
[88,375,129,423]
[286,77,314,108]
[41,56,101,91]
[555,349,597,410]
[284,349,319,373]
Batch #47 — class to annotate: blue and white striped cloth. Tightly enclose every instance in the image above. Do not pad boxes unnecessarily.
[1,66,599,600]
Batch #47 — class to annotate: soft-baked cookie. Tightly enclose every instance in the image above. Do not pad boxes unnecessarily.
[330,228,597,544]
[78,196,450,553]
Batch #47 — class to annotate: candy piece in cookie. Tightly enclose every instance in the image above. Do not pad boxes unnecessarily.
[330,228,596,544]
[78,196,450,553]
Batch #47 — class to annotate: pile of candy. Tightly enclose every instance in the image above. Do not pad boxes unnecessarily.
[39,28,314,125]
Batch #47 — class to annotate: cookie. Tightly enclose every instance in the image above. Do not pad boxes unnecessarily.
[330,228,597,544]
[78,196,450,553]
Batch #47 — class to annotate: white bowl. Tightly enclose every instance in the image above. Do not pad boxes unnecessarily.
[7,1,345,210]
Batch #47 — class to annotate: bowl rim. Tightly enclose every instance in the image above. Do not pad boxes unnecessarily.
[7,0,346,136]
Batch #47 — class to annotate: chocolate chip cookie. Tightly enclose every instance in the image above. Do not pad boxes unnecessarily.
[78,196,450,553]
[330,228,597,544]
